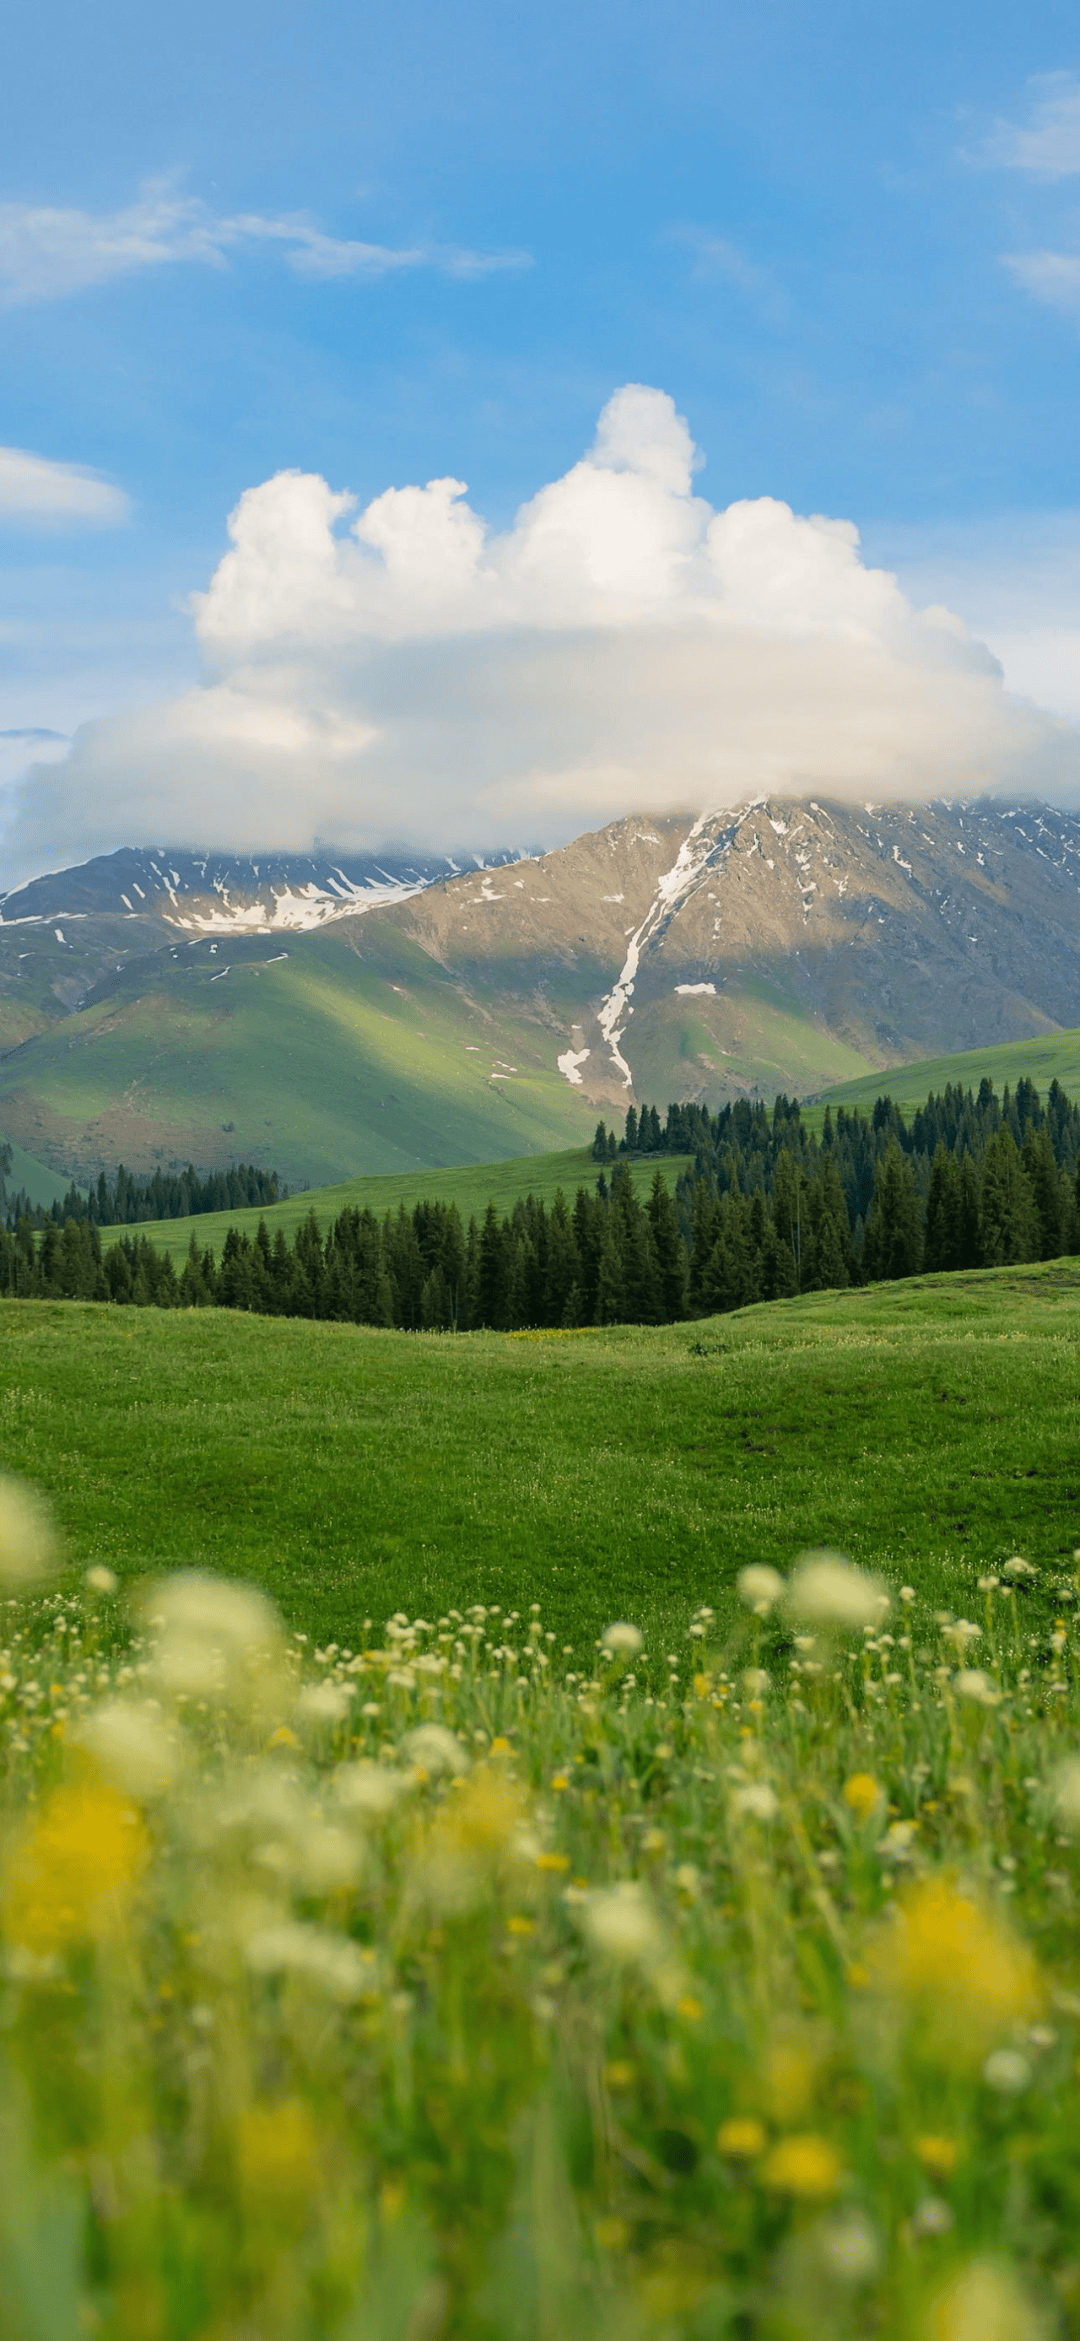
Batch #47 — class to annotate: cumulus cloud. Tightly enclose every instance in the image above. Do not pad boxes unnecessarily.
[981,71,1080,178]
[4,384,1077,879]
[0,181,528,306]
[0,446,130,528]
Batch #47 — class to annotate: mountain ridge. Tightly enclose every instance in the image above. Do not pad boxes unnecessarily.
[2,794,1080,1184]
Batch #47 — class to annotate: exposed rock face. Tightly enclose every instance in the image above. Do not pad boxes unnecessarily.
[2,799,1080,1183]
[392,797,1080,1104]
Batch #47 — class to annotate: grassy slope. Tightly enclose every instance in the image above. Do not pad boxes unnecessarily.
[107,1146,694,1265]
[0,923,596,1187]
[2,1263,1076,1649]
[628,973,878,1107]
[2,1135,75,1209]
[810,1023,1080,1123]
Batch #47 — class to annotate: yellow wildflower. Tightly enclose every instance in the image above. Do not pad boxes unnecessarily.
[551,1773,569,1793]
[490,1736,512,1756]
[917,2136,959,2180]
[717,2117,766,2159]
[870,1876,1039,2049]
[1,1782,147,1953]
[236,2101,319,2205]
[676,1994,703,2022]
[266,1724,301,1750]
[534,1851,570,1874]
[595,2218,629,2252]
[761,2134,842,2198]
[506,1915,534,1936]
[604,2061,635,2091]
[844,1773,881,1821]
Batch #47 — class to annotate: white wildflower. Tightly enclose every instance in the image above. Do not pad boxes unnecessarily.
[84,1565,118,1595]
[333,1761,415,1818]
[730,1782,779,1823]
[601,1623,643,1658]
[817,2209,881,2283]
[1002,1557,1037,1581]
[982,2048,1031,2094]
[245,1921,373,2002]
[736,1565,785,1614]
[583,1882,665,1966]
[75,1700,181,1798]
[399,1723,468,1775]
[786,1551,885,1631]
[295,1681,355,1726]
[146,1573,284,1711]
[742,1668,770,1697]
[0,1477,58,1588]
[955,1668,1000,1707]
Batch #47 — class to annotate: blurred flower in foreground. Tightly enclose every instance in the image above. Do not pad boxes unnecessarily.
[924,2259,1051,2341]
[583,1881,665,1968]
[0,1475,58,1588]
[1,1782,146,1953]
[75,1700,181,1799]
[602,1622,643,1657]
[843,1773,881,1822]
[84,1564,117,1595]
[145,1572,287,1723]
[760,2135,842,2198]
[786,1552,885,1630]
[236,2100,320,2208]
[717,2117,766,2159]
[869,1877,1039,2057]
[737,1565,786,1615]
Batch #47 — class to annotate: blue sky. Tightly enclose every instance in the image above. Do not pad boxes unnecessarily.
[3,0,1080,871]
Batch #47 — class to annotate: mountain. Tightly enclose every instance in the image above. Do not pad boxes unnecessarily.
[2,796,1080,1186]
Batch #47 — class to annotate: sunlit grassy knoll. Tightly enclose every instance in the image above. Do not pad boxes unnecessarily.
[807,1023,1080,1130]
[97,1147,694,1267]
[2,1262,1080,1653]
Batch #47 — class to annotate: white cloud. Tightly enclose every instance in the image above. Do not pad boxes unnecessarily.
[0,181,529,305]
[0,446,130,528]
[1003,248,1080,318]
[983,71,1080,177]
[4,384,1077,879]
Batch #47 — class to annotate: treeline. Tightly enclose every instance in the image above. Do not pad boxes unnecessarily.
[2,1158,284,1232]
[0,1170,688,1329]
[2,1074,1080,1329]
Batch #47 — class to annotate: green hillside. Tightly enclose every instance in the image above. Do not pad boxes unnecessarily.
[2,1133,76,1209]
[3,1261,1076,1650]
[811,1023,1080,1124]
[0,921,597,1188]
[98,1144,694,1265]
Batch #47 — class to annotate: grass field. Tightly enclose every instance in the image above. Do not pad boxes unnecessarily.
[99,1145,693,1266]
[2,1263,1078,1651]
[3,1268,1080,2335]
[810,1023,1080,1125]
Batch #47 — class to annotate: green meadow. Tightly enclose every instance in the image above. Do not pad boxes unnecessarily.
[811,1022,1080,1126]
[2,1263,1078,1649]
[3,1267,1080,2337]
[93,1145,694,1266]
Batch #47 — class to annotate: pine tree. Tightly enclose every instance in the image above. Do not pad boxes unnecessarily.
[979,1128,1039,1267]
[647,1171,687,1320]
[863,1141,922,1281]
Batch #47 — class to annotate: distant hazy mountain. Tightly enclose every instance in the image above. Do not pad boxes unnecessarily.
[0,843,526,934]
[1,798,1079,1185]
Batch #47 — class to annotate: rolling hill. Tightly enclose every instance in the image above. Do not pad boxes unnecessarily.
[4,794,1080,1187]
[101,1144,694,1267]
